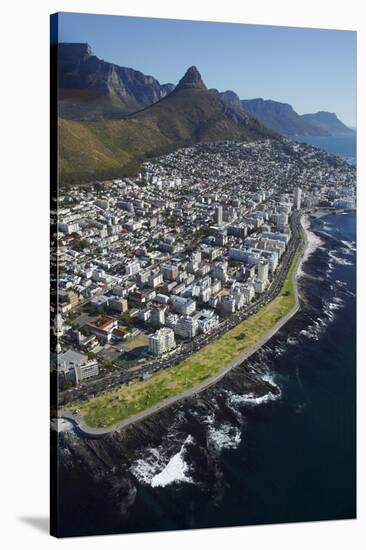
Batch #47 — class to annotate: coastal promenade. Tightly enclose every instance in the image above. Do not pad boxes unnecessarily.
[59,214,309,437]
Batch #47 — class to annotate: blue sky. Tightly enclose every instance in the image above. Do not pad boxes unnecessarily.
[55,12,356,126]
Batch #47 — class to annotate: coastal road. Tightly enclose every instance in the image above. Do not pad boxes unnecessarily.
[58,212,308,436]
[58,210,303,406]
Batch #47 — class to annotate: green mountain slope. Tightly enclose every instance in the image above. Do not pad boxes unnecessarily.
[59,66,278,184]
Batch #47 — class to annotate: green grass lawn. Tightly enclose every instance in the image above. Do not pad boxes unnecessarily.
[64,245,302,429]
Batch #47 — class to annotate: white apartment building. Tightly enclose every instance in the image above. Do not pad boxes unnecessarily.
[193,310,220,333]
[148,271,163,288]
[125,259,141,276]
[294,187,302,210]
[257,261,269,282]
[253,278,266,294]
[170,296,196,316]
[148,327,176,356]
[261,231,290,245]
[58,221,80,234]
[229,247,261,264]
[175,315,198,339]
[75,361,99,384]
[215,205,223,225]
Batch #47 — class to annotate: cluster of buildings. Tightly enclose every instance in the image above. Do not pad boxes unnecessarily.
[51,139,356,383]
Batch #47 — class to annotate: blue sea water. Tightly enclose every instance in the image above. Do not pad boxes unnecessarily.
[59,211,356,537]
[289,134,356,165]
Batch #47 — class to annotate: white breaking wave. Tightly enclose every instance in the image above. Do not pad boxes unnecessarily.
[274,343,287,357]
[300,292,345,340]
[51,418,73,433]
[228,371,282,409]
[328,301,342,311]
[300,316,327,341]
[329,249,353,266]
[200,411,243,452]
[341,240,356,252]
[229,390,280,407]
[130,435,194,488]
[207,422,242,451]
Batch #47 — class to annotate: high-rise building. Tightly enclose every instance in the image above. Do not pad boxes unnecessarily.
[53,314,64,337]
[148,328,176,355]
[162,263,179,281]
[215,205,223,225]
[294,187,302,210]
[212,261,228,282]
[222,295,236,314]
[150,307,166,327]
[257,261,269,282]
[175,316,198,339]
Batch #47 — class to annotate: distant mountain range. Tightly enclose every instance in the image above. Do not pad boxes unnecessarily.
[210,90,354,137]
[57,43,354,183]
[300,111,354,135]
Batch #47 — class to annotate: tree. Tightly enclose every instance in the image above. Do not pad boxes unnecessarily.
[121,312,134,330]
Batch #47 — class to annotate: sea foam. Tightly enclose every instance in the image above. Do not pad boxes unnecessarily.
[207,422,242,451]
[130,436,194,488]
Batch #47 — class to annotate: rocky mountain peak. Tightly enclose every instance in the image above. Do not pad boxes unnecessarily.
[176,66,207,90]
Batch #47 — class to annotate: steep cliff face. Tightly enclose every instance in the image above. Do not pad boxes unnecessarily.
[57,43,175,120]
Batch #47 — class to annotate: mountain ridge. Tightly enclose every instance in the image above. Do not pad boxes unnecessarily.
[301,111,354,135]
[57,42,175,120]
[210,89,352,137]
[59,66,279,184]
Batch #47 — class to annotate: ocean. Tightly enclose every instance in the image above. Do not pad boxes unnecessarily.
[58,210,356,537]
[288,134,356,165]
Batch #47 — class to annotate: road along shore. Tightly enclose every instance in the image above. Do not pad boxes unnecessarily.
[59,215,313,437]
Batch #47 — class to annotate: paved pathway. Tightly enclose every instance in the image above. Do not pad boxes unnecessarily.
[59,217,309,437]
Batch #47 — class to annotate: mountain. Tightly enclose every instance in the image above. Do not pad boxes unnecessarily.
[210,91,353,137]
[240,98,330,136]
[210,88,242,109]
[301,111,354,134]
[57,43,175,120]
[59,66,278,184]
[212,92,328,136]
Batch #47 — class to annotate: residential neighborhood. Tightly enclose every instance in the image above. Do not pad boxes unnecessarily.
[50,139,356,398]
